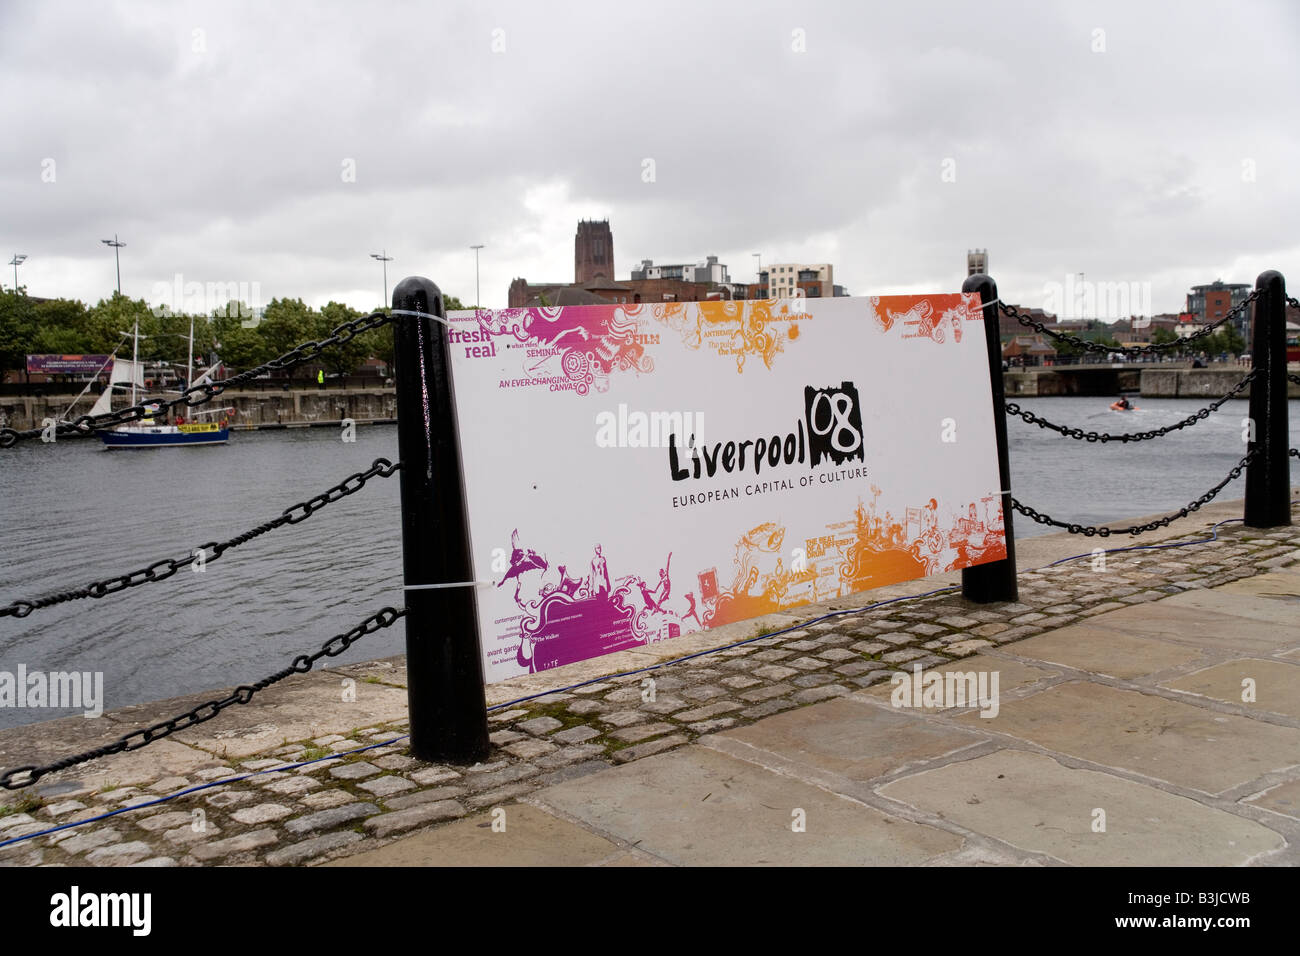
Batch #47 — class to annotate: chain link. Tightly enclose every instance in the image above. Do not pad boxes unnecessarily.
[0,458,401,619]
[1011,451,1255,537]
[0,605,406,790]
[1005,371,1256,443]
[1000,292,1257,357]
[0,311,393,450]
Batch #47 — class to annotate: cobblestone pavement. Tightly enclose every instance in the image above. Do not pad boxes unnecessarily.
[2,509,1298,867]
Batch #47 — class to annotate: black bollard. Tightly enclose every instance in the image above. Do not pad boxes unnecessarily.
[1244,271,1291,528]
[961,274,1018,603]
[391,276,491,763]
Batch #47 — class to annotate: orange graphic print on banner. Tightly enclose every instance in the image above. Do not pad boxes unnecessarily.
[651,299,809,373]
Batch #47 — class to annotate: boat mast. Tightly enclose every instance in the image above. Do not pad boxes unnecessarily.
[187,312,194,389]
[131,316,139,406]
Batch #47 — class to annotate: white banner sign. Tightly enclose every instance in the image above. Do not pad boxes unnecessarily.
[446,294,1005,684]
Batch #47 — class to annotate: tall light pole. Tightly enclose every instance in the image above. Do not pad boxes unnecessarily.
[469,244,484,308]
[101,235,125,297]
[8,254,26,294]
[370,250,393,306]
[752,252,764,299]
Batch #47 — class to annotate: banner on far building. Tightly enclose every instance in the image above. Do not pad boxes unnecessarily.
[26,355,113,376]
[445,294,1006,684]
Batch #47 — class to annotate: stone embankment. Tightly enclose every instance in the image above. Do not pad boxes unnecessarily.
[0,388,397,433]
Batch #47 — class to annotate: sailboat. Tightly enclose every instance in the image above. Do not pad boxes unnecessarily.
[93,315,230,448]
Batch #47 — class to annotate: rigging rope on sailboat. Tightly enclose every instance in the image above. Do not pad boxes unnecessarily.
[54,334,130,423]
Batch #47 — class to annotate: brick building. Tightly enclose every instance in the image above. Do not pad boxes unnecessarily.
[509,220,732,307]
[997,305,1056,340]
[508,220,848,307]
[574,219,614,284]
[1187,280,1251,342]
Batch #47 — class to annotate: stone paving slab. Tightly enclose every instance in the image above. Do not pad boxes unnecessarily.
[716,697,984,782]
[1161,659,1300,719]
[1243,779,1300,820]
[331,804,625,866]
[878,749,1285,866]
[858,655,1061,712]
[534,746,963,866]
[1157,588,1300,630]
[1005,627,1208,681]
[0,736,218,794]
[1075,603,1295,655]
[1216,569,1300,598]
[172,681,410,760]
[959,681,1300,795]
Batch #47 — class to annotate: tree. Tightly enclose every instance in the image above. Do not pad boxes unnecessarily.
[0,290,37,377]
[1051,333,1084,358]
[210,307,266,372]
[1218,323,1246,357]
[259,298,318,361]
[83,294,152,355]
[315,301,369,378]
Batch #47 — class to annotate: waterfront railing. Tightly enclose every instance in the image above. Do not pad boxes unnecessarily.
[1,271,1295,789]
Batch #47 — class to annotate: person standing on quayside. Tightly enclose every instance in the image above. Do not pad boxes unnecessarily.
[317,368,325,389]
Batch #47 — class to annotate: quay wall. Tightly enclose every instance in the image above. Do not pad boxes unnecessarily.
[0,388,398,433]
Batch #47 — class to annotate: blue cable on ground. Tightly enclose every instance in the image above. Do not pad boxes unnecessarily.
[0,510,1286,849]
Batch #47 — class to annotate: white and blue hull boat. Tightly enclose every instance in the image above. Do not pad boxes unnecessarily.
[99,421,229,448]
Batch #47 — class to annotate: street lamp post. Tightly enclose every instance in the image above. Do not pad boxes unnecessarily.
[752,252,765,299]
[470,244,484,308]
[101,235,125,297]
[8,254,26,294]
[370,251,394,306]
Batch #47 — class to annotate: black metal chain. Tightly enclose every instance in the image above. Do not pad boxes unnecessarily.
[1011,451,1255,537]
[0,458,401,619]
[1287,295,1298,311]
[0,605,406,791]
[1289,374,1300,387]
[1000,292,1257,357]
[1005,371,1256,443]
[0,311,393,449]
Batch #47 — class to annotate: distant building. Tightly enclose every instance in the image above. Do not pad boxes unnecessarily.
[1186,280,1251,341]
[575,219,614,284]
[1002,335,1055,366]
[630,256,729,284]
[1175,312,1204,339]
[762,263,835,299]
[508,277,634,308]
[510,222,849,307]
[998,304,1056,340]
[967,249,988,277]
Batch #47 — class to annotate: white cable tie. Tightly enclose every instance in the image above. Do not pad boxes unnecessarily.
[404,580,494,591]
[391,308,458,329]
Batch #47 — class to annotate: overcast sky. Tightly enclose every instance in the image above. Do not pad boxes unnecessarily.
[3,0,1298,318]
